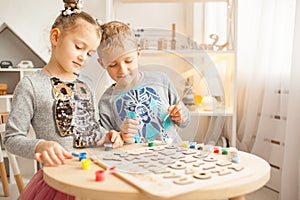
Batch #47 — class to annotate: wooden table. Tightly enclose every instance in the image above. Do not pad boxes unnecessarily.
[43,145,270,200]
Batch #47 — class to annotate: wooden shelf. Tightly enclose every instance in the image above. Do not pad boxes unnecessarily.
[140,49,235,57]
[0,95,13,99]
[0,68,41,72]
[191,108,233,117]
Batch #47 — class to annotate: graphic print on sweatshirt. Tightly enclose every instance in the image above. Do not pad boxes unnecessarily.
[115,86,171,141]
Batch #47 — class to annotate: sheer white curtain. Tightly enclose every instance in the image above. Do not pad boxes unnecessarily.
[236,0,297,198]
[237,0,295,150]
[281,1,300,199]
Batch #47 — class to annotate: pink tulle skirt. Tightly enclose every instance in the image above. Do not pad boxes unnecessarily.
[18,169,75,200]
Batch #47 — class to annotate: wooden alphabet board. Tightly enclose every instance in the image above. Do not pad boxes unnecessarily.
[90,144,250,199]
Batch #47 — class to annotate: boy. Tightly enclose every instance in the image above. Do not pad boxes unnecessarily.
[97,21,190,144]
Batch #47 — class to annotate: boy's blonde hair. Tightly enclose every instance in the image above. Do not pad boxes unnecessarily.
[98,21,138,57]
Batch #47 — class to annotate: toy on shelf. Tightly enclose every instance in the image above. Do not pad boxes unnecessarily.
[16,60,34,68]
[201,96,217,111]
[140,38,149,50]
[0,84,7,95]
[170,23,176,50]
[0,60,13,68]
[157,38,167,50]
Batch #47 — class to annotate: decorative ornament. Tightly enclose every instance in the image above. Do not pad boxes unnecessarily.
[62,0,83,16]
[76,0,83,9]
[63,8,72,16]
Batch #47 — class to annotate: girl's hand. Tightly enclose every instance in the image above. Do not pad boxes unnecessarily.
[168,104,188,123]
[105,130,124,148]
[34,141,73,166]
[120,118,139,141]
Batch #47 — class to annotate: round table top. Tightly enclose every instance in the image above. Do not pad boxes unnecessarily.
[43,145,270,200]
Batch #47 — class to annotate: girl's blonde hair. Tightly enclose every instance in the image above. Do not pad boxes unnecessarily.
[52,0,101,38]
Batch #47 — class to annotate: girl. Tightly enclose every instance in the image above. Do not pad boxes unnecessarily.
[4,0,123,199]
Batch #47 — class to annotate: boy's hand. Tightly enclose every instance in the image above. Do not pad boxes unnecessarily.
[34,140,73,166]
[105,130,124,148]
[168,104,188,123]
[120,118,139,141]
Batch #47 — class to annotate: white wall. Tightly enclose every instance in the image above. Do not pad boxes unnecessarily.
[113,2,187,34]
